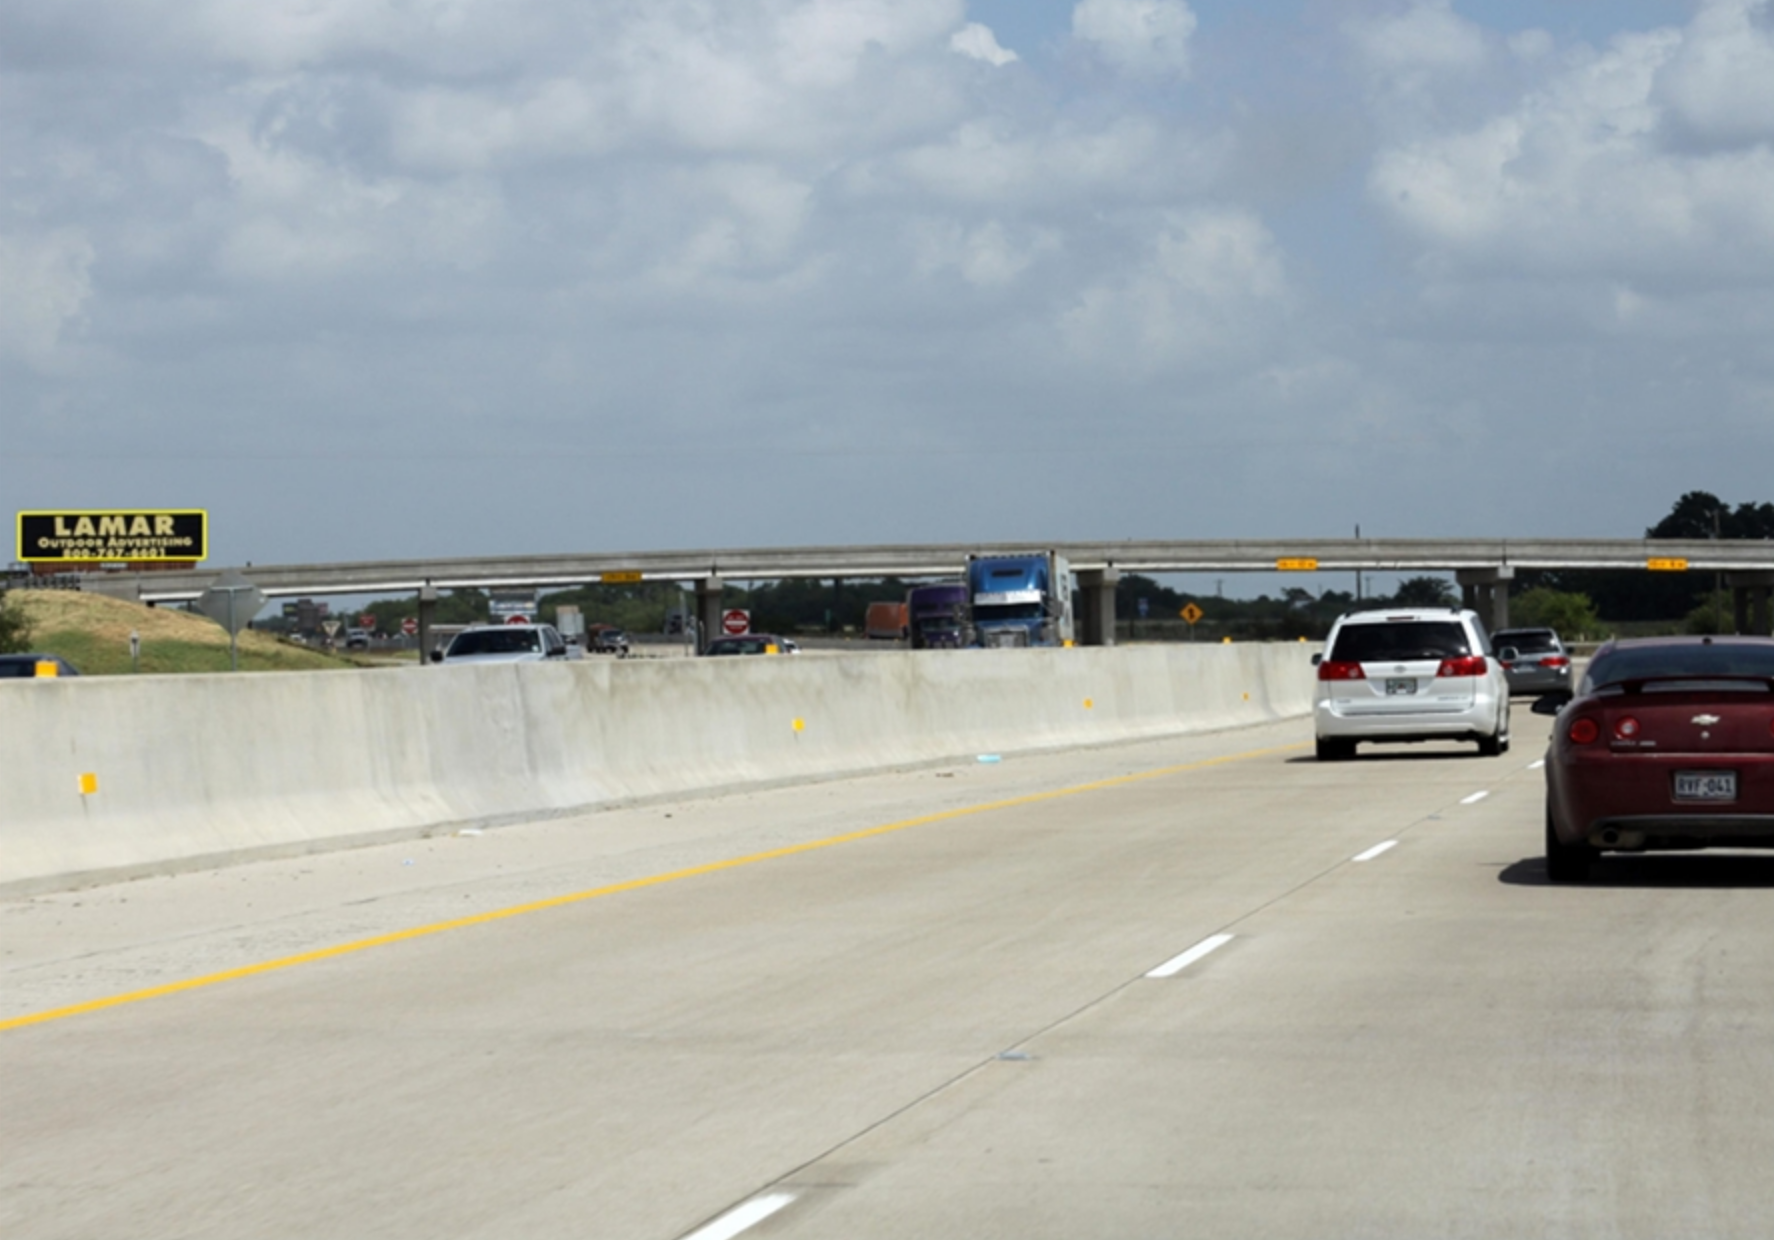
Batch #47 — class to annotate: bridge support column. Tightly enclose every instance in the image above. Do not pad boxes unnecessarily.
[695,576,725,653]
[416,584,438,663]
[1077,568,1119,647]
[1727,572,1774,635]
[1456,567,1513,634]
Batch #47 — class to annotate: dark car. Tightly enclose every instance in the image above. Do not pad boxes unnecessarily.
[702,634,798,656]
[0,653,80,678]
[1492,627,1572,696]
[589,627,631,658]
[1538,636,1774,882]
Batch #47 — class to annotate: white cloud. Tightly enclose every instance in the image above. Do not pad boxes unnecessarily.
[1061,209,1291,374]
[1071,0,1196,79]
[1349,0,1488,73]
[950,22,1017,67]
[1655,0,1774,149]
[0,231,95,365]
[1369,16,1774,292]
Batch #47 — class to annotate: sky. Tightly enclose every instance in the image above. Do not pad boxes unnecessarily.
[4,0,1773,569]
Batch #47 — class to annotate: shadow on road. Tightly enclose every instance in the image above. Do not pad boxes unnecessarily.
[1499,854,1774,888]
[1284,749,1495,765]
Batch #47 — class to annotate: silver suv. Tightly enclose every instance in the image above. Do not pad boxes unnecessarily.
[1312,608,1513,760]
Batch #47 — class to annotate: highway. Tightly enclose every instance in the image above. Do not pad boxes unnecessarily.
[6,712,1774,1238]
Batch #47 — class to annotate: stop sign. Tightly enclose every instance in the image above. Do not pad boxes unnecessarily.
[358,613,375,630]
[400,617,418,636]
[721,608,750,635]
[505,613,530,625]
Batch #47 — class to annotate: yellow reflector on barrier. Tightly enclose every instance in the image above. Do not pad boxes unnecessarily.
[79,773,98,795]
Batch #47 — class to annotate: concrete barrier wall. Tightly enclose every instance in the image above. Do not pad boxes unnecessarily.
[0,645,1316,894]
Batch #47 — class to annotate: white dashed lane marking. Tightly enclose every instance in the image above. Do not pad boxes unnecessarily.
[1352,840,1399,862]
[1146,934,1234,979]
[1460,791,1490,805]
[682,1194,797,1240]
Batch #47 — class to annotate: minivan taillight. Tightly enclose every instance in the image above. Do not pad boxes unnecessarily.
[1436,655,1489,678]
[1317,661,1366,681]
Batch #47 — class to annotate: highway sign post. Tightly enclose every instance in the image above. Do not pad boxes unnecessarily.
[722,609,750,636]
[195,571,264,671]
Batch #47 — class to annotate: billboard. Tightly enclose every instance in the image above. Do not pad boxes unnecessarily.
[17,510,208,563]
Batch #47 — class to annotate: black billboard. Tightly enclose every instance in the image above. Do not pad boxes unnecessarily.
[17,510,208,563]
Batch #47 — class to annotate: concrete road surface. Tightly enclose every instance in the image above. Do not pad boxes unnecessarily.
[6,713,1774,1239]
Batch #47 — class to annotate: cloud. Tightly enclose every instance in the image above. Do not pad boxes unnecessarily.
[1061,209,1292,374]
[1348,0,1488,73]
[1071,0,1197,79]
[949,22,1017,67]
[1368,10,1774,295]
[1655,0,1774,150]
[0,230,95,365]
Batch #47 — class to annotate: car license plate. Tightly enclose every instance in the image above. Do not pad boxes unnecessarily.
[1385,678,1415,696]
[1673,771,1737,802]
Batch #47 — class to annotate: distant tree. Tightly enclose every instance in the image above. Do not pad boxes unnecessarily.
[1390,576,1457,608]
[1511,588,1603,640]
[1684,600,1729,636]
[0,590,30,653]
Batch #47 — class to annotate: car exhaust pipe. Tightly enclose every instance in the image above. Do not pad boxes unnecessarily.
[1600,829,1620,847]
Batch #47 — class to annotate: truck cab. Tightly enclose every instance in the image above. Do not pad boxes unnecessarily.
[967,554,1074,648]
[906,583,971,649]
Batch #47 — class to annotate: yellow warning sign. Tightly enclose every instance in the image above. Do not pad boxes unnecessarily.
[1180,603,1204,625]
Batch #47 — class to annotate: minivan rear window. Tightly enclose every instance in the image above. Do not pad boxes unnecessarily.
[1331,621,1470,663]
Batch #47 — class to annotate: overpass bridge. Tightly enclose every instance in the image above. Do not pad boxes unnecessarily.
[74,537,1774,647]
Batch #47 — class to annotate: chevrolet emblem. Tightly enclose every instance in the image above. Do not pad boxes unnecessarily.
[1691,714,1721,726]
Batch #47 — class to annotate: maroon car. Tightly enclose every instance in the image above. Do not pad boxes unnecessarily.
[1538,636,1774,882]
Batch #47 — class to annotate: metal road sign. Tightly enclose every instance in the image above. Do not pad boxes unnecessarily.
[1276,557,1319,571]
[722,609,751,635]
[1181,603,1204,624]
[401,617,418,636]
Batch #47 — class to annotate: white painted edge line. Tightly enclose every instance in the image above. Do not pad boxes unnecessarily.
[1146,933,1234,979]
[1460,790,1490,805]
[1352,840,1398,862]
[683,1193,797,1240]
[1527,759,1545,770]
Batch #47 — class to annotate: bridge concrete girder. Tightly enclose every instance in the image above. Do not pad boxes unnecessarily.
[694,577,725,654]
[1077,568,1119,648]
[1456,567,1514,634]
[1727,572,1774,636]
[417,584,438,661]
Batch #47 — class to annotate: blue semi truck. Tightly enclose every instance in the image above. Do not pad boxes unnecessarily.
[966,553,1074,648]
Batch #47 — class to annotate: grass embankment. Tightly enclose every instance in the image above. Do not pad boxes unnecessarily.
[10,591,376,675]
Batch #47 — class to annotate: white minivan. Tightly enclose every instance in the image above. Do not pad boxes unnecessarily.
[1312,608,1514,760]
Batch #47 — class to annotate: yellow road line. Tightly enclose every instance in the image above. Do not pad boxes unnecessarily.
[1,741,1302,1033]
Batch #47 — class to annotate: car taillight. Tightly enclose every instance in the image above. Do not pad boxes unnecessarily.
[1538,656,1570,668]
[1436,655,1489,678]
[1568,717,1600,745]
[1318,661,1366,681]
[1614,716,1640,740]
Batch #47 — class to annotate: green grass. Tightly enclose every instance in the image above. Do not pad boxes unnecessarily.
[31,627,367,675]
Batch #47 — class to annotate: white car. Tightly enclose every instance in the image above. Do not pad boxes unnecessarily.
[430,623,570,665]
[1312,608,1514,760]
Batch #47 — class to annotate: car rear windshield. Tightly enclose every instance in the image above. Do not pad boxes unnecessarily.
[1330,621,1471,663]
[1586,643,1774,691]
[1495,630,1559,654]
[449,629,540,655]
